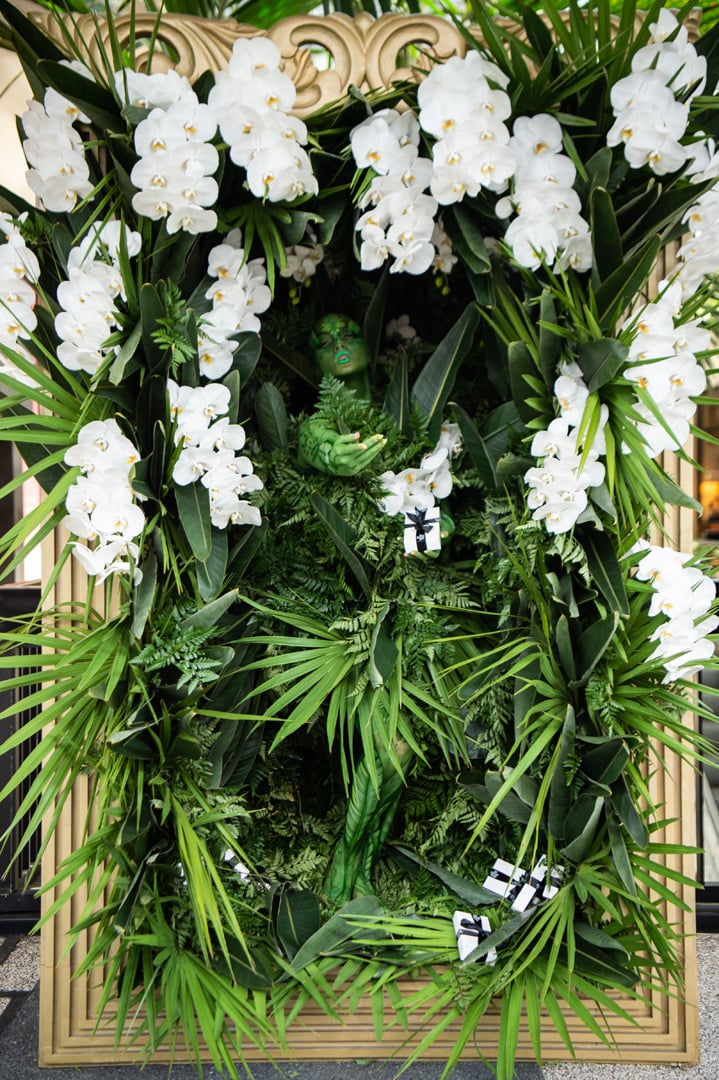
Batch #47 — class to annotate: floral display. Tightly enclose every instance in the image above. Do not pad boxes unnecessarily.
[0,3,718,1079]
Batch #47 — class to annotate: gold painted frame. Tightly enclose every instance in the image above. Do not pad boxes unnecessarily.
[13,5,700,1069]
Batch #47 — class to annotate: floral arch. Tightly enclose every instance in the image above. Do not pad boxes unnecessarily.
[0,2,717,1077]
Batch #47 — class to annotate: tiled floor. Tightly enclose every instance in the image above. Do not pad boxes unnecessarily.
[0,935,39,1035]
[0,933,717,1078]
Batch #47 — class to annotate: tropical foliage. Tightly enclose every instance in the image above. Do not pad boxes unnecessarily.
[0,1,718,1078]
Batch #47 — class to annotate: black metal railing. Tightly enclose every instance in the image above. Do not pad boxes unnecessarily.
[0,585,41,927]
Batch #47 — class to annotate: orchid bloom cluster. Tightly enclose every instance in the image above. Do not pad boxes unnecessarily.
[168,380,263,529]
[633,541,717,682]
[120,69,219,236]
[208,37,317,203]
[418,52,515,205]
[0,214,40,388]
[621,281,708,457]
[496,115,592,272]
[524,363,607,535]
[378,422,462,554]
[21,67,94,213]
[198,230,271,380]
[351,108,439,276]
[608,10,706,176]
[54,221,142,376]
[63,418,144,583]
[674,140,719,298]
[280,232,325,285]
[350,50,517,276]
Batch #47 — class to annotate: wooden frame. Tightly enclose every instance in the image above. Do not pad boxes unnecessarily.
[19,6,700,1069]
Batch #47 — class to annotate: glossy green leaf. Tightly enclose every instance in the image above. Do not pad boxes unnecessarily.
[132,549,157,639]
[255,382,288,451]
[291,896,383,971]
[197,530,229,603]
[230,332,262,383]
[309,493,373,601]
[140,283,167,373]
[383,355,411,437]
[576,338,628,392]
[362,267,389,365]
[453,401,521,489]
[548,708,576,845]
[391,845,498,907]
[37,59,124,133]
[555,614,577,682]
[573,614,619,686]
[508,341,548,424]
[561,795,604,862]
[175,480,212,561]
[411,305,479,438]
[369,604,397,688]
[582,528,629,616]
[608,817,637,896]
[276,889,322,960]
[611,776,649,848]
[591,188,623,283]
[593,235,662,329]
[445,204,491,275]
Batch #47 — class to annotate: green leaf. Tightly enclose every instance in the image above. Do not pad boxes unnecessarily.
[573,935,638,987]
[411,305,479,438]
[576,338,628,392]
[309,493,373,602]
[182,589,237,631]
[573,614,619,686]
[508,341,548,423]
[369,604,398,688]
[593,235,662,329]
[555,614,577,681]
[648,466,702,512]
[37,59,124,133]
[383,355,411,437]
[175,480,212,561]
[482,771,535,825]
[561,795,605,862]
[580,738,629,786]
[362,267,389,364]
[222,370,240,425]
[230,332,262,383]
[453,401,521,489]
[608,818,637,896]
[275,889,322,960]
[591,188,623,283]
[140,283,167,373]
[197,530,229,603]
[254,382,288,451]
[391,845,497,907]
[291,896,383,970]
[135,375,167,459]
[132,549,157,639]
[611,776,649,848]
[538,290,562,390]
[109,321,143,385]
[445,204,491,275]
[548,705,576,842]
[582,528,629,616]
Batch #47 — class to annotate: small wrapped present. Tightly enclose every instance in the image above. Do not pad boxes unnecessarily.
[403,507,441,554]
[452,910,497,965]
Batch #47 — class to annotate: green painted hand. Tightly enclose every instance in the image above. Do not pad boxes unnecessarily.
[297,314,385,476]
[297,420,386,476]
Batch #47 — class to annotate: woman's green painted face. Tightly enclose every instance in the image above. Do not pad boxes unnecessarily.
[310,315,371,377]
